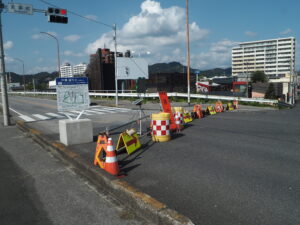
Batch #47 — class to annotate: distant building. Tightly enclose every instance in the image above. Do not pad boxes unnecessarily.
[73,63,87,76]
[60,62,87,77]
[85,48,134,91]
[85,48,115,90]
[60,63,73,77]
[232,37,296,78]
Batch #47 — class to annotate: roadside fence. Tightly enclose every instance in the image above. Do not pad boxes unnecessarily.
[8,90,278,105]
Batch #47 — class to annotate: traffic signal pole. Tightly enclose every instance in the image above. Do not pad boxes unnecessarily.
[0,0,11,126]
[0,2,68,126]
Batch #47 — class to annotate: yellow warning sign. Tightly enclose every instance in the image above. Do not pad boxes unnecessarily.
[206,106,216,115]
[116,129,141,155]
[227,102,234,111]
[183,112,193,123]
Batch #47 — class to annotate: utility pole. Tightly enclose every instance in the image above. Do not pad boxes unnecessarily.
[186,0,191,105]
[113,24,118,106]
[0,0,10,126]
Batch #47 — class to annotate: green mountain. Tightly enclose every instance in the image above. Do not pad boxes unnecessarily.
[6,71,58,90]
[149,62,232,77]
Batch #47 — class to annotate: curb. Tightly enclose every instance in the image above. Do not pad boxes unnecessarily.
[16,120,194,225]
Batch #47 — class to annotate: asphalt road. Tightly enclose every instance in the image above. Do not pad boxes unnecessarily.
[0,116,150,225]
[2,94,298,225]
[121,103,300,225]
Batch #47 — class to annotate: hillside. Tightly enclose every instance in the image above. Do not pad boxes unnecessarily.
[7,71,58,84]
[149,62,232,77]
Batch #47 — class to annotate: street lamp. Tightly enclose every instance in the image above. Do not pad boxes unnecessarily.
[13,57,25,92]
[40,32,61,77]
[186,0,191,105]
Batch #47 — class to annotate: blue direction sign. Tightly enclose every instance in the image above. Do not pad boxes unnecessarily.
[56,77,88,85]
[56,77,90,112]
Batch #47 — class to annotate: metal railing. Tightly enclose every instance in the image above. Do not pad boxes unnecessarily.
[7,90,279,105]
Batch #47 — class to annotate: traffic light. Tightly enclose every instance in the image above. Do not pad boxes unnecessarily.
[47,7,68,24]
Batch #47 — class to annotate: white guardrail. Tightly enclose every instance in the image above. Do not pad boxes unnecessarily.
[7,91,278,105]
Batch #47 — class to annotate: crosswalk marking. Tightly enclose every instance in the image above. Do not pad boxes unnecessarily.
[85,109,105,115]
[101,107,130,112]
[90,108,116,114]
[17,106,132,122]
[71,110,93,115]
[46,112,64,118]
[32,114,50,120]
[90,106,131,113]
[19,115,36,122]
[62,112,77,117]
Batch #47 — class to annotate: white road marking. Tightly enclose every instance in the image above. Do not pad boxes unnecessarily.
[89,108,115,113]
[62,112,77,116]
[101,107,130,112]
[8,107,23,116]
[19,115,36,122]
[90,106,131,112]
[85,109,105,115]
[71,110,93,115]
[45,112,64,118]
[32,114,50,120]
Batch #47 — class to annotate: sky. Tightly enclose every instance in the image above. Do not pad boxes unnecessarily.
[3,0,300,75]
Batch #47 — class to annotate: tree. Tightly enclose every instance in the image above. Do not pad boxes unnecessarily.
[265,83,277,99]
[251,71,268,83]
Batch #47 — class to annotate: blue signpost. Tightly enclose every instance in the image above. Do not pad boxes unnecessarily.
[56,77,90,117]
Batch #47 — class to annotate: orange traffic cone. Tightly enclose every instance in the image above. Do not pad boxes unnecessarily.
[103,138,120,176]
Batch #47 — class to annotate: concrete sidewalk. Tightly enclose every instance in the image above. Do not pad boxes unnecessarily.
[9,117,194,225]
[0,116,152,225]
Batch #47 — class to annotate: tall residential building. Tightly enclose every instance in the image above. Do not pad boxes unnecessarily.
[60,62,87,77]
[73,63,87,76]
[232,37,296,78]
[60,63,73,77]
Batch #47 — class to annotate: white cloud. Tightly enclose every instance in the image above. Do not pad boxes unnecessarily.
[4,41,13,50]
[191,39,237,69]
[85,0,209,67]
[63,50,85,57]
[37,57,44,63]
[244,31,257,37]
[280,28,292,35]
[27,66,56,74]
[85,15,98,21]
[4,55,14,63]
[32,31,58,40]
[32,34,43,40]
[64,35,81,42]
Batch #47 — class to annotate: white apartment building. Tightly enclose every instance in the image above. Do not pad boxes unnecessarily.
[60,63,73,77]
[60,63,87,77]
[232,37,296,78]
[73,63,87,76]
